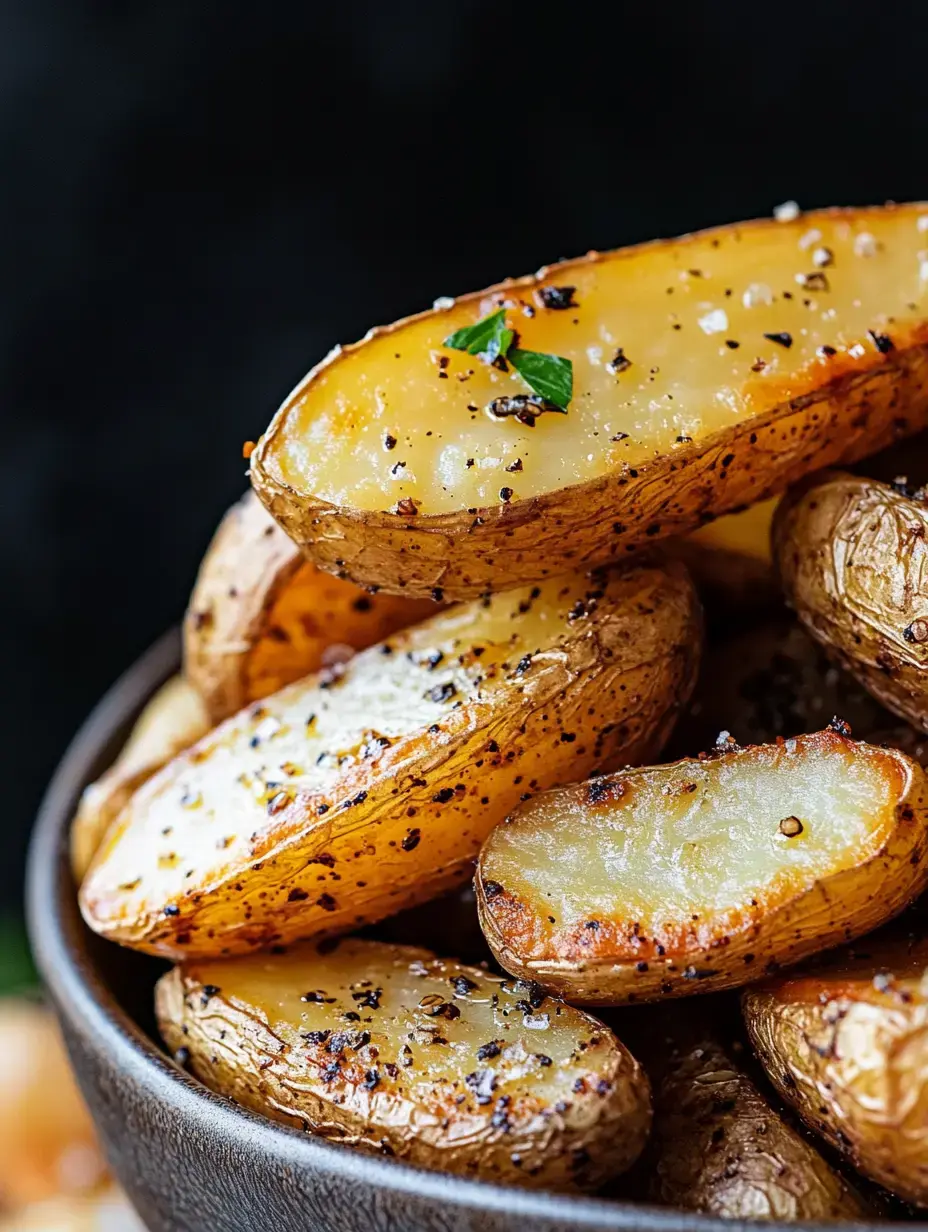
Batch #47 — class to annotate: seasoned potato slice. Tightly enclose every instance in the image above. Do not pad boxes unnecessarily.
[668,618,892,758]
[185,491,436,722]
[476,730,928,1003]
[744,932,928,1206]
[635,1019,873,1220]
[252,203,928,599]
[70,675,210,883]
[155,938,651,1191]
[81,561,700,959]
[775,471,928,733]
[672,498,778,608]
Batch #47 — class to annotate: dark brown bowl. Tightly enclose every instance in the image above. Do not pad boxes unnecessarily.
[26,631,880,1232]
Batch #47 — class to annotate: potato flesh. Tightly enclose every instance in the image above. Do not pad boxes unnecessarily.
[685,497,776,564]
[70,676,211,882]
[482,738,898,930]
[265,206,928,515]
[156,939,651,1189]
[82,562,697,955]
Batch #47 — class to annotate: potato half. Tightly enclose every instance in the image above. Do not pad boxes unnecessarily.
[637,1021,872,1220]
[252,203,928,599]
[81,560,700,959]
[185,491,436,722]
[476,730,928,1003]
[775,471,928,733]
[743,932,928,1206]
[70,675,210,883]
[155,938,651,1191]
[667,618,892,758]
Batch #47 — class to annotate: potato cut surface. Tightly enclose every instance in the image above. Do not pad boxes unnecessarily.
[477,731,928,1002]
[252,205,928,598]
[156,939,651,1190]
[82,561,699,958]
[71,675,210,882]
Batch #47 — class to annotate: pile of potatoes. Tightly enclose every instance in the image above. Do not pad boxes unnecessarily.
[74,203,928,1219]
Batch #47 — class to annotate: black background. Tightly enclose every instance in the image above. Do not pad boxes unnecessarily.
[3,0,927,909]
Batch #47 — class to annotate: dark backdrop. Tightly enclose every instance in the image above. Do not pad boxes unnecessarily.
[3,0,927,908]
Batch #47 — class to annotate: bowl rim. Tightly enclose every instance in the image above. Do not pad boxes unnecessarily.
[26,629,892,1232]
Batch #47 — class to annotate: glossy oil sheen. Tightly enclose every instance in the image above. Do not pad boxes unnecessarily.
[28,630,910,1229]
[268,206,928,514]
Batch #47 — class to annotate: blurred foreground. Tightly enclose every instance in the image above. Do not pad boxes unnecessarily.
[0,980,142,1231]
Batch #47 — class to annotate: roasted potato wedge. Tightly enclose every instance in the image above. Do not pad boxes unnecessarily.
[634,1017,873,1220]
[252,203,928,600]
[185,491,435,722]
[81,561,700,959]
[155,938,651,1191]
[668,618,892,758]
[70,675,210,883]
[476,730,928,1003]
[671,498,778,608]
[0,1001,107,1208]
[744,932,928,1207]
[775,471,928,733]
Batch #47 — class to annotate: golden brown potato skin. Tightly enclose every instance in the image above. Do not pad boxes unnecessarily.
[638,1022,872,1220]
[155,939,651,1191]
[744,933,928,1207]
[184,491,435,722]
[252,205,928,600]
[70,676,210,883]
[82,561,700,960]
[476,731,928,1003]
[775,472,928,733]
[668,618,893,759]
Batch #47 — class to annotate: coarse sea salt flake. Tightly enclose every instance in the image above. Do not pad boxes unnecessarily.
[854,232,879,258]
[774,200,800,222]
[742,282,774,309]
[698,308,728,335]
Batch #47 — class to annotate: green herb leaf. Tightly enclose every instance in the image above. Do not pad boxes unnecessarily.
[444,309,513,361]
[507,349,573,410]
[0,916,37,996]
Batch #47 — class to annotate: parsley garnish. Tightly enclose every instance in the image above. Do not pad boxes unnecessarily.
[507,349,572,410]
[444,309,573,411]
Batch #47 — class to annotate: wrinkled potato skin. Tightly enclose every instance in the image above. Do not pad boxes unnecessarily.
[775,472,928,733]
[252,206,928,600]
[156,940,651,1191]
[185,491,435,722]
[668,619,892,759]
[70,676,210,883]
[639,1025,872,1220]
[82,561,700,960]
[744,934,928,1207]
[476,732,928,1003]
